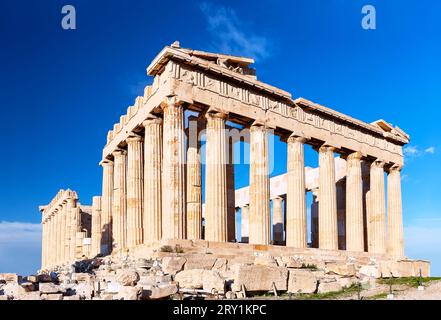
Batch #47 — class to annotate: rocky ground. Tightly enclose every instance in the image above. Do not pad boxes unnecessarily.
[0,245,436,300]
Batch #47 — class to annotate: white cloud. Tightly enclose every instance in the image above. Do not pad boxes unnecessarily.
[199,2,270,61]
[0,221,41,275]
[424,146,435,154]
[403,145,436,159]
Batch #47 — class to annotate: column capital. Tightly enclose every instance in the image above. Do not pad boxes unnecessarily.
[126,134,143,144]
[205,111,228,121]
[371,159,386,169]
[142,114,163,127]
[112,149,127,157]
[99,159,114,167]
[160,96,184,110]
[387,163,403,172]
[344,151,363,161]
[318,145,336,153]
[287,134,308,144]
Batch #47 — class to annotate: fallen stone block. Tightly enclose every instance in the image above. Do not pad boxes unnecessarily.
[0,273,21,284]
[3,283,27,297]
[358,265,381,278]
[325,262,356,276]
[138,274,172,287]
[287,269,319,294]
[317,279,343,294]
[175,269,205,289]
[212,258,228,272]
[254,256,278,267]
[184,256,216,270]
[74,282,93,299]
[116,270,139,286]
[232,264,288,292]
[142,283,178,299]
[39,283,65,294]
[73,273,91,283]
[113,286,142,300]
[106,282,121,294]
[162,257,186,275]
[202,270,225,292]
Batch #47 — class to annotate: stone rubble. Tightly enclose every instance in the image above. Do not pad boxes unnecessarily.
[0,246,429,300]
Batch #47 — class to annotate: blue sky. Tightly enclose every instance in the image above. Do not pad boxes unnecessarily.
[0,0,440,275]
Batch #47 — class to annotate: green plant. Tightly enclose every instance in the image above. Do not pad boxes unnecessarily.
[160,245,173,253]
[300,263,318,270]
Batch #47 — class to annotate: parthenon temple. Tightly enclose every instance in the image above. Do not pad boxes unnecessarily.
[40,42,414,270]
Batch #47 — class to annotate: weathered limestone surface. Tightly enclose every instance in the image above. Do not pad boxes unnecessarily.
[126,135,144,248]
[161,100,186,239]
[100,160,114,255]
[387,166,404,257]
[286,135,307,248]
[205,112,228,242]
[112,149,127,251]
[143,116,163,242]
[249,124,270,245]
[369,160,386,254]
[232,264,288,291]
[318,146,338,250]
[345,152,364,252]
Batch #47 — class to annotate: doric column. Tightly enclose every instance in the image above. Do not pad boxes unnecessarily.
[100,159,114,255]
[91,196,102,257]
[345,152,364,252]
[55,206,62,264]
[369,160,387,254]
[68,197,78,261]
[249,124,270,245]
[161,99,186,239]
[186,116,202,240]
[272,196,284,244]
[73,207,82,259]
[205,112,228,242]
[318,145,338,250]
[286,135,307,248]
[241,205,249,243]
[112,149,127,251]
[126,134,144,248]
[143,116,163,242]
[227,136,236,242]
[62,202,70,262]
[387,165,404,257]
[47,215,53,267]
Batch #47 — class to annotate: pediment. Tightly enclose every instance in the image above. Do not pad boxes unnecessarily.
[371,119,410,140]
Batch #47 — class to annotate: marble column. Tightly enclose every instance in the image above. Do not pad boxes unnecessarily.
[286,135,307,248]
[126,135,144,248]
[345,152,364,252]
[143,116,163,242]
[318,145,338,250]
[387,165,404,257]
[73,207,82,259]
[369,160,386,254]
[162,100,186,239]
[205,112,228,242]
[311,189,319,248]
[112,149,127,251]
[67,198,78,260]
[100,159,114,255]
[241,205,249,243]
[227,136,236,242]
[48,215,54,266]
[91,196,102,257]
[62,202,69,262]
[55,206,62,264]
[272,196,284,243]
[186,116,202,240]
[249,124,270,245]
